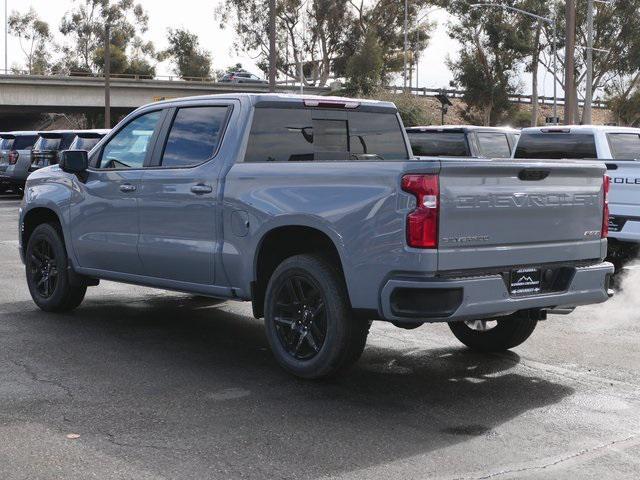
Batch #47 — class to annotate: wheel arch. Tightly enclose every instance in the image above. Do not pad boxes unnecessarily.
[251,224,348,318]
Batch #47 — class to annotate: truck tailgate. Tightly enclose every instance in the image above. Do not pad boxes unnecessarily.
[438,158,607,271]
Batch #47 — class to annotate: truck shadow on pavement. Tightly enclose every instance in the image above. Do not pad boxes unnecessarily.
[2,294,575,479]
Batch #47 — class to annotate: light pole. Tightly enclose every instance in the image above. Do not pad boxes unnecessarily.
[470,3,558,122]
[413,7,442,89]
[4,0,7,73]
[268,0,276,93]
[403,0,408,91]
[584,0,594,123]
[104,23,111,129]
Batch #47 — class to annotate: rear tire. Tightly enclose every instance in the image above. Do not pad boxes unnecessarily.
[448,314,538,352]
[264,254,369,379]
[25,223,86,313]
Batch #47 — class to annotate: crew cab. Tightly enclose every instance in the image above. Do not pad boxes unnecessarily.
[19,94,613,378]
[515,125,640,270]
[406,125,519,158]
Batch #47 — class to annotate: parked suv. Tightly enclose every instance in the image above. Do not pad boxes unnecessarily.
[19,94,613,378]
[30,130,78,172]
[406,125,519,158]
[514,125,640,270]
[0,131,38,194]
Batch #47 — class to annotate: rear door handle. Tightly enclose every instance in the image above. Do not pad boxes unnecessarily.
[119,183,137,193]
[191,184,213,194]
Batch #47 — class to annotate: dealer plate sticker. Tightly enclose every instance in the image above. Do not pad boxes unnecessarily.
[510,268,542,295]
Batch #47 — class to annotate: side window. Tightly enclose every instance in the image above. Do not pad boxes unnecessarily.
[244,108,314,162]
[476,133,511,158]
[161,106,229,168]
[607,133,640,159]
[99,110,162,169]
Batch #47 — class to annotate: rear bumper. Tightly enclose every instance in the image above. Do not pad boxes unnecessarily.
[380,262,614,324]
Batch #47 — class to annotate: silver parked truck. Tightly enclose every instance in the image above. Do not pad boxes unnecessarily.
[515,125,640,270]
[19,94,613,378]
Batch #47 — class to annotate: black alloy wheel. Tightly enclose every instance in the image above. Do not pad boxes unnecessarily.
[272,274,327,360]
[29,237,59,299]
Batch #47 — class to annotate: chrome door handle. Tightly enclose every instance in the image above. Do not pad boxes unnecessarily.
[191,184,213,194]
[119,183,137,193]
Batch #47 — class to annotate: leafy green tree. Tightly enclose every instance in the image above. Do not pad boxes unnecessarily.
[8,8,53,74]
[59,0,154,75]
[344,31,384,95]
[443,1,530,125]
[218,0,433,86]
[161,28,212,79]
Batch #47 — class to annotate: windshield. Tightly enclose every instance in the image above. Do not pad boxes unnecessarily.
[407,132,469,157]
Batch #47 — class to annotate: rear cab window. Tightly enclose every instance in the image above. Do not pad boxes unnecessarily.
[514,132,598,159]
[406,131,469,157]
[244,107,408,162]
[13,135,37,150]
[607,133,640,159]
[476,132,511,158]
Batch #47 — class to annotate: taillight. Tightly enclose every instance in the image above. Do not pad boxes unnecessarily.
[602,175,610,238]
[401,174,439,248]
[8,151,18,165]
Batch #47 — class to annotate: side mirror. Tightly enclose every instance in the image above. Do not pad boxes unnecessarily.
[59,150,88,174]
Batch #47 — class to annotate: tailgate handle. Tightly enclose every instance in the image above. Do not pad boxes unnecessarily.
[518,169,550,181]
[605,163,618,170]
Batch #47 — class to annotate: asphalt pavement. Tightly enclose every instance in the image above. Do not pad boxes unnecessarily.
[1,193,639,480]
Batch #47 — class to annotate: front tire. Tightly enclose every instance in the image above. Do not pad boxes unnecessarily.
[264,254,369,379]
[448,314,538,352]
[25,223,86,313]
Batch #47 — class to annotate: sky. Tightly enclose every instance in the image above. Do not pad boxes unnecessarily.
[1,0,558,96]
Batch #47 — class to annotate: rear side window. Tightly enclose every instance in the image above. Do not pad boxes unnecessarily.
[34,136,62,151]
[13,135,37,150]
[70,136,103,151]
[407,132,469,157]
[161,106,229,168]
[244,108,407,162]
[607,133,640,159]
[514,133,597,159]
[476,132,511,158]
[0,138,14,150]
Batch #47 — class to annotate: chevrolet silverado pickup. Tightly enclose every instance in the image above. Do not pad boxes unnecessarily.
[19,94,613,378]
[515,125,640,270]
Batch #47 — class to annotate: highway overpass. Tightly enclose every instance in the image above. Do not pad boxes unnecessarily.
[0,74,331,116]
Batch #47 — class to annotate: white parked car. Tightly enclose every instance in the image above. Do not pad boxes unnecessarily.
[514,125,640,270]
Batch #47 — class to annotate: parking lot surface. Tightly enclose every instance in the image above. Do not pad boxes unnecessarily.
[1,194,639,480]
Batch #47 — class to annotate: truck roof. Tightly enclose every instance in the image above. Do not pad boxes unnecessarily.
[521,125,640,134]
[148,93,398,112]
[406,125,519,133]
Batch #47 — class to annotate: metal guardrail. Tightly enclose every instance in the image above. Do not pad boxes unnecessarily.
[386,85,609,109]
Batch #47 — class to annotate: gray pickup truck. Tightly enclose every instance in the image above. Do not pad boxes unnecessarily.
[19,94,613,378]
